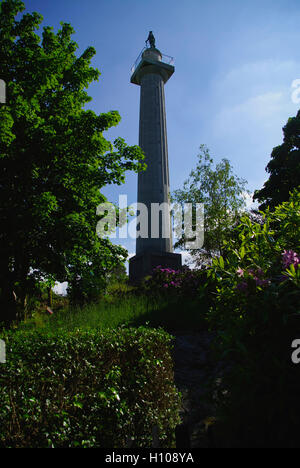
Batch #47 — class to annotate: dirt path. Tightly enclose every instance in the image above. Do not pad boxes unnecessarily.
[171,330,224,448]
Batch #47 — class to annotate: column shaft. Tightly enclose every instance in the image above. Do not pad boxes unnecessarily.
[136,72,172,254]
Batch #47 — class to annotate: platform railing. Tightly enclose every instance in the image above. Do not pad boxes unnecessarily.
[130,47,175,75]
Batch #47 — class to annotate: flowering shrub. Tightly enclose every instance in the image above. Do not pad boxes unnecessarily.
[282,249,300,270]
[235,266,271,294]
[142,265,208,297]
[206,189,300,447]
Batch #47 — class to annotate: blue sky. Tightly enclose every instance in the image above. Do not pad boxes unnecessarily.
[22,0,300,263]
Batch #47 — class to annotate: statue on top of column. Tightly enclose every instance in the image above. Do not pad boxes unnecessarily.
[146,31,156,49]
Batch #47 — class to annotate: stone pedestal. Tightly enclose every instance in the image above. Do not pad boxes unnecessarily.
[129,251,182,283]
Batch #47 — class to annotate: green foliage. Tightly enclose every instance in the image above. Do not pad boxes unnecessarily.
[206,190,300,447]
[0,0,145,321]
[17,289,208,335]
[0,326,181,448]
[269,187,300,252]
[141,265,209,298]
[172,144,248,264]
[253,110,300,210]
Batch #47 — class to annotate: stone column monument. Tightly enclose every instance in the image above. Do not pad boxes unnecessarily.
[129,32,182,282]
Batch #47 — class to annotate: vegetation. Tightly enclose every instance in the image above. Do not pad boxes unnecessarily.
[0,190,299,448]
[16,290,207,334]
[206,188,300,447]
[253,110,300,210]
[0,0,145,322]
[172,144,248,265]
[1,0,300,450]
[0,327,180,448]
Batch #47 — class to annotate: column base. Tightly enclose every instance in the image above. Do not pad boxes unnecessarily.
[129,251,182,283]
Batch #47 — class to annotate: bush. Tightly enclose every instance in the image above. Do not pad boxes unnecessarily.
[142,266,209,298]
[0,327,181,448]
[206,189,300,447]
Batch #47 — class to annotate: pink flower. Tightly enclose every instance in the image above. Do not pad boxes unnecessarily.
[282,250,300,270]
[255,278,270,287]
[248,267,264,278]
[246,267,270,287]
[236,267,244,277]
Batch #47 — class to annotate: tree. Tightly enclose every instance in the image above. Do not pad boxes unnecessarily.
[0,0,145,321]
[172,145,248,265]
[253,110,300,210]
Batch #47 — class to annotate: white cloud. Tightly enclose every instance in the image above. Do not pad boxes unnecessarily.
[221,59,297,87]
[213,59,300,142]
[214,91,287,139]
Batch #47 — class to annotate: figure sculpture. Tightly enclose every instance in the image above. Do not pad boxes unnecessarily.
[146,31,155,48]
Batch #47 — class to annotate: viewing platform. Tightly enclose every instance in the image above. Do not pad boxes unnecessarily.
[130,47,175,85]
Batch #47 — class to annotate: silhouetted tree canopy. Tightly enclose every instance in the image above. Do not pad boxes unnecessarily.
[253,110,300,210]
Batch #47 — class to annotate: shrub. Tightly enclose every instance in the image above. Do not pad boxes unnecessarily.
[206,189,300,447]
[142,266,209,298]
[0,327,181,448]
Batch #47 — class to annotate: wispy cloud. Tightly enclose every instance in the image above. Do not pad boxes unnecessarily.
[213,59,299,140]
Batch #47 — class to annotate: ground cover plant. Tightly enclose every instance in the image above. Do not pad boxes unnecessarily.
[0,263,212,448]
[16,267,211,334]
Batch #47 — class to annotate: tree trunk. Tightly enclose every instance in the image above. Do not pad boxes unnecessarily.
[47,287,53,307]
[0,288,18,324]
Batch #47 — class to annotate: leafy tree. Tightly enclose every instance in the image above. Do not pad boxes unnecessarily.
[0,0,145,321]
[253,110,300,210]
[108,262,127,283]
[172,145,248,265]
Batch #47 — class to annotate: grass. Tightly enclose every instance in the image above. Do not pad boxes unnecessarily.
[17,292,208,334]
[0,285,209,448]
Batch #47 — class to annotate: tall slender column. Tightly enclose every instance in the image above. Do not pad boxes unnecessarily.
[129,40,181,282]
[137,70,172,254]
